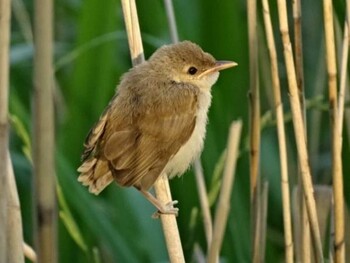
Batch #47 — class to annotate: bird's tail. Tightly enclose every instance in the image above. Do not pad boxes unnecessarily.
[77,158,114,195]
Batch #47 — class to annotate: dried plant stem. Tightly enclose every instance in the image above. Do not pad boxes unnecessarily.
[261,1,294,262]
[247,0,260,201]
[323,0,345,262]
[338,20,349,134]
[330,206,335,262]
[292,1,312,262]
[0,0,11,260]
[24,242,37,262]
[276,0,324,262]
[347,0,350,33]
[343,3,350,145]
[120,1,184,262]
[300,201,312,262]
[194,160,213,248]
[259,181,269,261]
[33,0,56,260]
[6,152,25,263]
[120,0,144,66]
[293,0,305,96]
[207,120,242,263]
[247,0,261,261]
[163,0,179,43]
[154,177,185,263]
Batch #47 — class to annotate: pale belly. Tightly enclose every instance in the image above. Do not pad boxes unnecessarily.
[164,90,212,178]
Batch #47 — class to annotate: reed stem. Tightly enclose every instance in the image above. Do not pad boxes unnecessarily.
[276,0,324,261]
[261,1,294,261]
[120,1,185,261]
[323,0,345,262]
[207,120,242,263]
[0,0,11,259]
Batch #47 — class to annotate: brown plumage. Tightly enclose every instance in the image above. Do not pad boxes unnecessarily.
[77,41,237,215]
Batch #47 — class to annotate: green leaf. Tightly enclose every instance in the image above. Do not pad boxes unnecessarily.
[57,182,88,253]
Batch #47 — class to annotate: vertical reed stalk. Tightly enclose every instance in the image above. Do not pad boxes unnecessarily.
[339,1,350,148]
[293,1,311,261]
[276,0,324,261]
[259,181,268,261]
[323,0,345,262]
[33,0,56,260]
[293,0,305,97]
[121,1,185,262]
[207,120,242,263]
[247,0,261,261]
[338,20,349,134]
[6,152,25,263]
[261,1,294,262]
[0,0,11,260]
[330,206,335,262]
[194,160,213,248]
[154,177,185,263]
[247,0,260,203]
[120,0,144,66]
[163,0,179,43]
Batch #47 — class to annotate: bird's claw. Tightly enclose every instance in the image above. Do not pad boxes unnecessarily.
[152,200,179,219]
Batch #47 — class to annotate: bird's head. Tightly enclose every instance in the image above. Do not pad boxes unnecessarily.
[149,41,237,90]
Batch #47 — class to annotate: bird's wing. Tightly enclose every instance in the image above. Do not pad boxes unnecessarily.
[78,83,198,193]
[77,97,118,194]
[105,85,198,191]
[77,110,114,194]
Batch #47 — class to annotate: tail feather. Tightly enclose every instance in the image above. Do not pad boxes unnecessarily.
[78,110,114,194]
[78,158,114,195]
[77,158,97,173]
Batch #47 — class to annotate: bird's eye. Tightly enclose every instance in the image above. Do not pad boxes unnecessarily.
[187,66,198,75]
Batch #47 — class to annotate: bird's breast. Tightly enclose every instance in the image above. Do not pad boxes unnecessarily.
[164,90,212,178]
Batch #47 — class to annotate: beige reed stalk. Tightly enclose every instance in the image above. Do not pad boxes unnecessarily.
[24,242,37,262]
[293,1,311,261]
[0,0,11,260]
[276,0,324,262]
[293,0,305,95]
[247,0,260,203]
[207,120,242,263]
[247,0,262,261]
[120,0,144,66]
[194,160,214,249]
[33,0,57,260]
[323,0,345,262]
[261,1,294,262]
[120,1,185,262]
[338,21,349,135]
[6,152,25,263]
[259,181,268,261]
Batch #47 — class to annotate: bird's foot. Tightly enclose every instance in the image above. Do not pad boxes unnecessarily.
[152,200,179,219]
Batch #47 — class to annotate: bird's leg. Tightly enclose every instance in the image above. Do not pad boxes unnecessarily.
[139,189,179,218]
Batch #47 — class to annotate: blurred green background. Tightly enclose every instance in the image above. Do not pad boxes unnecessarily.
[8,0,349,262]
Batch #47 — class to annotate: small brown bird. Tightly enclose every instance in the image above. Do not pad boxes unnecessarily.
[78,41,237,215]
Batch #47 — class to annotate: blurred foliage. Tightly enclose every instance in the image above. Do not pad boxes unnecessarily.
[8,0,350,262]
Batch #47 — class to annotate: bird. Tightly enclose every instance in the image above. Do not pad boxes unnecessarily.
[77,41,237,216]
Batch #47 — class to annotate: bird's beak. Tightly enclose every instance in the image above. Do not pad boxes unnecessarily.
[198,60,238,78]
